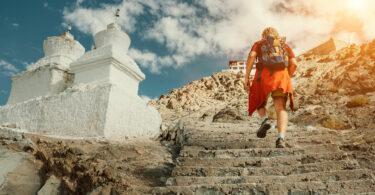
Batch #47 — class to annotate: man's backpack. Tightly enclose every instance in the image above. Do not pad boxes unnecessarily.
[256,35,289,81]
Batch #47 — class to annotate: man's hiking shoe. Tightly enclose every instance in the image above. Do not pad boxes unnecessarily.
[256,118,271,138]
[276,138,286,148]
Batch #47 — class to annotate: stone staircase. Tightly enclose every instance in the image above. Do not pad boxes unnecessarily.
[138,121,375,194]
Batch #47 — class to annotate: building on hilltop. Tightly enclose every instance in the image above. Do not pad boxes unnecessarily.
[229,60,255,75]
[307,38,348,55]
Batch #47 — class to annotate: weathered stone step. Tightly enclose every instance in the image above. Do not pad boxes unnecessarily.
[186,133,339,145]
[177,152,350,167]
[185,125,344,135]
[185,129,337,140]
[144,179,375,195]
[185,125,340,135]
[171,160,360,177]
[181,144,340,157]
[183,138,339,149]
[167,169,374,186]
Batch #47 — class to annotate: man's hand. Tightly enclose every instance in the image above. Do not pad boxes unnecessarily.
[288,58,298,77]
[244,78,250,92]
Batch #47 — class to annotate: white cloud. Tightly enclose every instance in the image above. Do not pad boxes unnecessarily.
[12,23,19,27]
[139,95,156,103]
[76,0,84,7]
[129,48,186,74]
[0,60,19,76]
[63,1,143,35]
[43,2,48,8]
[21,61,34,68]
[63,0,375,73]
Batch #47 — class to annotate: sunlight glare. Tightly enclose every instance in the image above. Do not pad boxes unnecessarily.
[347,0,366,11]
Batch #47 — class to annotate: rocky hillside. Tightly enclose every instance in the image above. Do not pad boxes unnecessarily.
[291,39,375,131]
[152,70,249,110]
[150,70,251,123]
[295,40,375,95]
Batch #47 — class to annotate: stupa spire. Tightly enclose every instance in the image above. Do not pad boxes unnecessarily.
[67,24,72,33]
[115,8,120,24]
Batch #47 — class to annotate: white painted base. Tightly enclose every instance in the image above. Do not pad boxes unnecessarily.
[7,65,74,105]
[0,83,162,139]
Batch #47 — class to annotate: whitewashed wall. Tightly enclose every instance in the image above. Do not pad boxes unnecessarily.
[7,66,73,105]
[0,83,161,139]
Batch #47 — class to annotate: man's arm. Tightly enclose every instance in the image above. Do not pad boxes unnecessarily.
[244,51,257,92]
[288,57,298,77]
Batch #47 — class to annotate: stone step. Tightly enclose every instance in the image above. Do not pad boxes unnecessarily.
[185,129,338,140]
[143,179,375,195]
[185,125,340,135]
[167,169,374,186]
[184,135,337,146]
[185,122,258,129]
[184,125,344,135]
[185,129,312,137]
[183,138,338,149]
[177,152,351,167]
[180,144,340,157]
[171,160,360,177]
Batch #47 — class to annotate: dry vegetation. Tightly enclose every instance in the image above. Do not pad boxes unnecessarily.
[321,116,347,130]
[347,95,370,107]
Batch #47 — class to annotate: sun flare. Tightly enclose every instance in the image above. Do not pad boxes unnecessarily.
[347,0,366,11]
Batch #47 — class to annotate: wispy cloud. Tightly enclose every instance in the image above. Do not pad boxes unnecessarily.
[12,23,19,27]
[21,61,33,68]
[139,95,157,103]
[76,0,84,7]
[43,2,48,8]
[63,0,375,73]
[0,59,19,76]
[128,48,186,74]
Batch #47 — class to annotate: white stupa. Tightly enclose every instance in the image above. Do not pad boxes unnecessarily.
[7,27,85,104]
[0,15,162,140]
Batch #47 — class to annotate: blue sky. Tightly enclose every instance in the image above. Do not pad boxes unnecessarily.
[1,0,374,105]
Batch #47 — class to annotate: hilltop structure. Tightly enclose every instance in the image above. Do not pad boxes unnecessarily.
[0,22,161,140]
[229,60,246,73]
[228,60,255,75]
[307,38,348,55]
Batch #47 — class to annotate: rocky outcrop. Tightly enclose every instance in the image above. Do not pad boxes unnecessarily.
[151,70,249,112]
[0,127,174,194]
[212,107,247,123]
[290,39,375,130]
[295,39,375,96]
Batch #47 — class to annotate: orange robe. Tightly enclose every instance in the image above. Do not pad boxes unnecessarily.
[248,67,294,116]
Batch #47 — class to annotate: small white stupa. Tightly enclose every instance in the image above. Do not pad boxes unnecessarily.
[0,11,162,140]
[7,25,85,104]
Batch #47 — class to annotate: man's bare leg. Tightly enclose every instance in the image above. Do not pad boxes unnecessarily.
[273,97,288,134]
[273,96,288,147]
